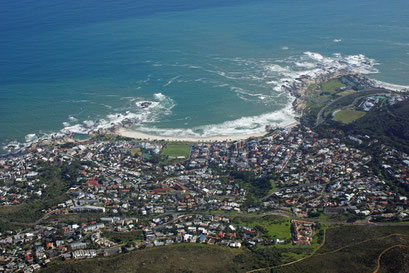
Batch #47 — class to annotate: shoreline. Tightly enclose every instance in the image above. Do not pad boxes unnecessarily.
[115,127,268,142]
[112,73,361,143]
[115,121,299,143]
[3,72,398,155]
[111,74,360,144]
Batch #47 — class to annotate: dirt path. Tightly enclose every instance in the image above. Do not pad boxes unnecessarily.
[373,244,409,273]
[246,228,330,273]
[247,232,409,273]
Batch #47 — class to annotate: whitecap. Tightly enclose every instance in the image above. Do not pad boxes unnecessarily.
[264,64,290,73]
[371,80,409,92]
[68,116,78,122]
[135,102,297,138]
[163,76,181,87]
[135,100,160,109]
[153,93,166,100]
[295,62,316,69]
[2,93,174,154]
[25,134,37,143]
[61,124,89,135]
[3,51,404,155]
[304,52,325,61]
[83,120,95,127]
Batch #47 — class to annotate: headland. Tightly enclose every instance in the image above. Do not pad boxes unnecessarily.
[112,72,367,143]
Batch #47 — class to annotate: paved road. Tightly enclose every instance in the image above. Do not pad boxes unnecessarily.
[315,88,389,127]
[3,209,409,229]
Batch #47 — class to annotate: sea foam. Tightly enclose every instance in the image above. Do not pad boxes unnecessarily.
[135,102,297,137]
[130,51,400,138]
[60,93,175,136]
[3,52,407,155]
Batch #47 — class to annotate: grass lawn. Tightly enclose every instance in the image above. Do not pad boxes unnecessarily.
[321,79,346,92]
[337,89,356,96]
[233,215,292,240]
[161,144,191,158]
[264,221,291,239]
[332,109,366,124]
[307,92,333,110]
[267,180,276,195]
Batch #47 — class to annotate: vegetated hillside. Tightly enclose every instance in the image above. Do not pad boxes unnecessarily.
[0,161,83,224]
[332,99,409,153]
[41,225,409,273]
[274,225,409,273]
[377,246,409,273]
[40,244,281,273]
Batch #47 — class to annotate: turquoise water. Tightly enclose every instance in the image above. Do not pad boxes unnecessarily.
[1,0,409,151]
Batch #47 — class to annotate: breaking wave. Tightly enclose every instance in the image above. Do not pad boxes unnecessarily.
[3,51,409,155]
[2,93,175,155]
[135,102,297,137]
[60,92,175,135]
[130,51,407,138]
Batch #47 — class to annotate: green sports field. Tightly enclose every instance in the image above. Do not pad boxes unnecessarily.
[332,109,366,124]
[161,144,191,158]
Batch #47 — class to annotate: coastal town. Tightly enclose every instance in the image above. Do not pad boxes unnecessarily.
[1,74,409,272]
[1,124,409,270]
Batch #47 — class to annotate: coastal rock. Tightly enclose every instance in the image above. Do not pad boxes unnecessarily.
[40,139,51,146]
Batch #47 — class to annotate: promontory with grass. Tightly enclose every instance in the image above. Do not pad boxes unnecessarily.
[2,1,409,272]
[1,73,409,273]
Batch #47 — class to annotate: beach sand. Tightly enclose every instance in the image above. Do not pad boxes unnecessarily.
[116,127,267,142]
[115,121,299,143]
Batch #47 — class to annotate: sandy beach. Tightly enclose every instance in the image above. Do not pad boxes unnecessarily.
[115,121,299,143]
[116,127,268,142]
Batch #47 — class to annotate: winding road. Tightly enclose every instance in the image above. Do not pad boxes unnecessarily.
[315,88,389,127]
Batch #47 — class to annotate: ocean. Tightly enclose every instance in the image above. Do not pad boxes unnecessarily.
[1,0,409,153]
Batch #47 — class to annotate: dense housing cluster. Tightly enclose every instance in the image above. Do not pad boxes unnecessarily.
[1,112,409,271]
